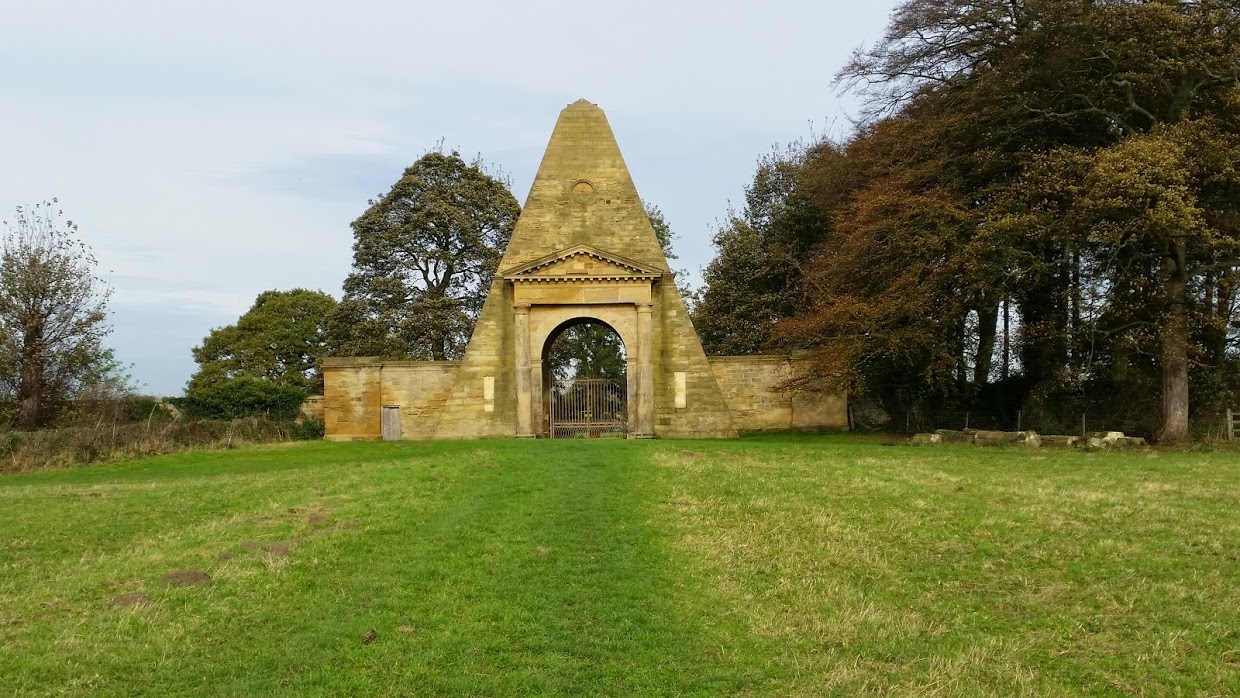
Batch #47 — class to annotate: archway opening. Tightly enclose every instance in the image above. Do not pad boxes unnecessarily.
[541,318,628,438]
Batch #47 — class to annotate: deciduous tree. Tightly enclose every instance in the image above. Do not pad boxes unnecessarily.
[777,0,1240,440]
[188,288,337,395]
[694,144,829,355]
[326,151,520,360]
[0,201,114,428]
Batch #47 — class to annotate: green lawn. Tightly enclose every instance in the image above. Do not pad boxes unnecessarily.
[1,436,1238,696]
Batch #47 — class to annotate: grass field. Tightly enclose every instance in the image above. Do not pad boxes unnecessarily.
[2,436,1238,696]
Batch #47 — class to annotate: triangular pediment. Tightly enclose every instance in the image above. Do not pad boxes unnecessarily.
[501,244,663,281]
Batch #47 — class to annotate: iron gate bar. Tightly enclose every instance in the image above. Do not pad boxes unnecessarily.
[550,377,627,438]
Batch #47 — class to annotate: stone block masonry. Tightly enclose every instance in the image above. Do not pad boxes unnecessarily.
[708,356,848,432]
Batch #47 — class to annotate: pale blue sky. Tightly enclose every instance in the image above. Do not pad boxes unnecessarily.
[1,1,900,395]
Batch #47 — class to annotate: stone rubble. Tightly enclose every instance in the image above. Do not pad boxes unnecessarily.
[911,428,1146,449]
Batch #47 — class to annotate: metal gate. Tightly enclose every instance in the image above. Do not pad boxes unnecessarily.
[549,377,627,438]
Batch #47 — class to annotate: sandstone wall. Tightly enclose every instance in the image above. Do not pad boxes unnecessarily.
[380,361,462,439]
[323,358,381,440]
[322,358,460,441]
[708,356,848,432]
[652,281,737,438]
[299,395,324,422]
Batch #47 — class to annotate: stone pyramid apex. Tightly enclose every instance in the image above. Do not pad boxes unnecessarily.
[498,100,670,274]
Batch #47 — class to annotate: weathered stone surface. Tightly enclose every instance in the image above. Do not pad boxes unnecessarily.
[1083,431,1128,449]
[934,429,975,443]
[322,360,459,441]
[1041,435,1080,447]
[972,430,1020,444]
[708,355,847,432]
[911,433,942,444]
[299,395,324,422]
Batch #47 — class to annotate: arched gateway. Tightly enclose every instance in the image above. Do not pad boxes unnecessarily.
[322,100,849,440]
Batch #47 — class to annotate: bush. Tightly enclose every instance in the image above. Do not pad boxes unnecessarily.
[291,418,325,440]
[181,377,305,420]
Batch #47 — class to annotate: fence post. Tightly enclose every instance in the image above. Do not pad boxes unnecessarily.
[1228,409,1235,441]
[1017,409,1022,432]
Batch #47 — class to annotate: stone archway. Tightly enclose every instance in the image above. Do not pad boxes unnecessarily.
[508,252,658,438]
[540,317,629,437]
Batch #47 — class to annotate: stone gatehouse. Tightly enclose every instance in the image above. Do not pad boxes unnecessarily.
[322,99,846,440]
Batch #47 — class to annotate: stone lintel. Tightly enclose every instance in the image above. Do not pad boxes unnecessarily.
[322,357,462,369]
[507,275,662,283]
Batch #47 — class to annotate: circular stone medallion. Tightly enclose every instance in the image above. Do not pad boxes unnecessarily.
[571,180,596,203]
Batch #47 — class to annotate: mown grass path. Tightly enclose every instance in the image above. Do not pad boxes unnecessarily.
[1,437,1238,696]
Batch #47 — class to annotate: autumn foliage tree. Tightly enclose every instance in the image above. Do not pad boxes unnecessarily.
[792,0,1240,441]
[699,0,1240,440]
[693,145,828,355]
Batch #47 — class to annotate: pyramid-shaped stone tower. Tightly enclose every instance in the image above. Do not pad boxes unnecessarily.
[429,99,737,438]
[322,100,849,440]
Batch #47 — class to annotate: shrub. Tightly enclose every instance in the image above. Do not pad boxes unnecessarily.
[182,377,305,420]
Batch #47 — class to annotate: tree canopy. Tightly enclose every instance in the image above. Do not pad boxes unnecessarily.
[326,151,521,360]
[696,0,1240,441]
[188,288,337,395]
[692,144,828,355]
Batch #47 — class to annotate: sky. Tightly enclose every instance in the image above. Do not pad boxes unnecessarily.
[1,1,901,396]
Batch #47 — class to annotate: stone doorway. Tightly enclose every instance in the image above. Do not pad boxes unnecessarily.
[542,318,629,438]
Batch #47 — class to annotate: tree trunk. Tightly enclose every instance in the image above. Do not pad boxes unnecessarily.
[1001,299,1010,381]
[17,325,44,430]
[1110,334,1129,383]
[1216,272,1234,366]
[1070,251,1082,372]
[974,302,999,386]
[955,314,968,394]
[1157,242,1190,443]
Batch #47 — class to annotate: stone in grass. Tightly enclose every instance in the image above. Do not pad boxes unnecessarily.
[1083,431,1130,449]
[161,568,212,587]
[933,429,1042,446]
[972,430,1042,447]
[1041,435,1080,448]
[911,433,942,444]
[934,429,974,443]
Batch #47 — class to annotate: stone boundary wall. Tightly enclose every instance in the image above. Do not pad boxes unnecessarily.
[707,355,848,432]
[299,395,324,422]
[322,358,461,441]
[323,355,847,439]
